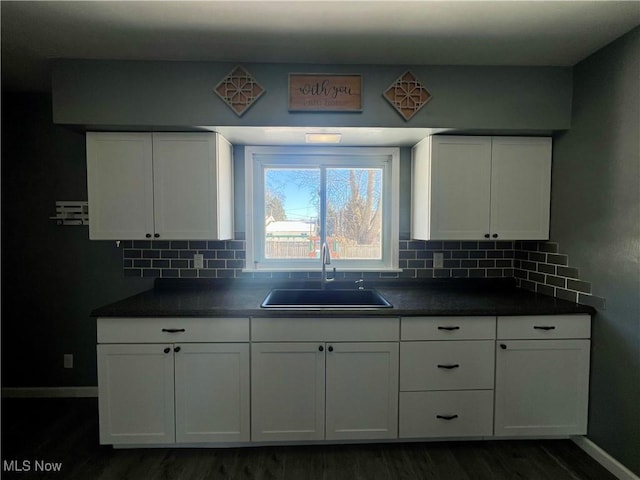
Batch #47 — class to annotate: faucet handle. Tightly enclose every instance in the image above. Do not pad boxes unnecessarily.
[355,278,365,290]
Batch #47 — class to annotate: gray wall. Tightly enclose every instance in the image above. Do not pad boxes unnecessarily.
[1,94,153,387]
[551,27,640,475]
[52,60,572,130]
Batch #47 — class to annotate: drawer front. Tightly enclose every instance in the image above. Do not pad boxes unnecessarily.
[400,341,494,391]
[401,317,496,341]
[251,317,399,342]
[97,317,250,343]
[497,315,591,340]
[399,390,493,438]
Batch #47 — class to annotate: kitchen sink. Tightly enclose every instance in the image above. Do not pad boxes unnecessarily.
[261,288,393,309]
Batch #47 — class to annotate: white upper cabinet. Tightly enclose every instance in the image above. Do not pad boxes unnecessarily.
[489,137,551,240]
[411,136,551,241]
[86,133,155,240]
[87,132,233,240]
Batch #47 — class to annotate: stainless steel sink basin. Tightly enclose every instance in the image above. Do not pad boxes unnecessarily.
[261,288,393,309]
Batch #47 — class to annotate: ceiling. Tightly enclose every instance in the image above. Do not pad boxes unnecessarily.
[2,1,639,93]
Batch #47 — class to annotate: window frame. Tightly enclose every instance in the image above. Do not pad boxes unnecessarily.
[244,146,400,272]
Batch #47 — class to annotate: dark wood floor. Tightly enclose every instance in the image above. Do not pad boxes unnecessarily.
[1,398,616,480]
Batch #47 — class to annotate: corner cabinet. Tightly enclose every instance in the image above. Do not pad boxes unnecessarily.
[411,136,551,240]
[87,132,233,240]
[494,315,591,437]
[250,317,399,443]
[96,317,250,445]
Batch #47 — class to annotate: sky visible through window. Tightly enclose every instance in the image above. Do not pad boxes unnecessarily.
[264,168,382,260]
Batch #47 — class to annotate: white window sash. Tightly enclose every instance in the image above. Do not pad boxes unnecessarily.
[245,146,399,272]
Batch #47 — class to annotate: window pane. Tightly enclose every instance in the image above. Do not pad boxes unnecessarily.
[327,168,383,260]
[264,168,320,259]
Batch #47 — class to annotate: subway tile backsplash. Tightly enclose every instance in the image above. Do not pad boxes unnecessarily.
[122,234,516,280]
[513,240,605,309]
[121,235,605,309]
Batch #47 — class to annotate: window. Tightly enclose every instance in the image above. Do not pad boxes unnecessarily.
[245,146,399,271]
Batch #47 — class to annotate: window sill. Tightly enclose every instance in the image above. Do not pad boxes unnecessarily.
[242,267,403,273]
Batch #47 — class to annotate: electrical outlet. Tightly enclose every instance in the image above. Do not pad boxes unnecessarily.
[63,354,73,369]
[433,252,444,268]
[193,253,204,269]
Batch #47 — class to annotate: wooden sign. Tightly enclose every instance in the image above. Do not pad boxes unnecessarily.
[289,74,362,112]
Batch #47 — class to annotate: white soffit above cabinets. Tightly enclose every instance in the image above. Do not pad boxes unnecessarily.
[208,127,438,147]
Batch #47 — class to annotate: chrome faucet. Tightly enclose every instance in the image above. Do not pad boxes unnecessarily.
[321,241,335,288]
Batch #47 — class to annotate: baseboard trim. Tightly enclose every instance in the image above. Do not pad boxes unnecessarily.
[572,436,639,480]
[1,387,98,398]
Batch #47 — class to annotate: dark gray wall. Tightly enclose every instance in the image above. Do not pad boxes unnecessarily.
[1,93,153,387]
[551,27,640,475]
[52,60,572,130]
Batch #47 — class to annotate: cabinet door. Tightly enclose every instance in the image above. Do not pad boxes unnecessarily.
[87,132,154,239]
[251,343,325,442]
[97,344,175,444]
[490,137,551,240]
[430,136,493,240]
[325,342,399,440]
[174,343,250,443]
[494,339,590,436]
[152,133,225,240]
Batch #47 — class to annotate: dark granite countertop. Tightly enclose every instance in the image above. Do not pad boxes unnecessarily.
[91,278,595,318]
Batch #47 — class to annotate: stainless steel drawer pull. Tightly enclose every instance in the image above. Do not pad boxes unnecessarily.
[533,326,556,331]
[162,328,186,333]
[436,414,459,420]
[437,364,460,369]
[437,326,460,331]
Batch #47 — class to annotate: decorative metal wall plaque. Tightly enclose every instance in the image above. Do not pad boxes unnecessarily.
[289,74,362,112]
[383,71,432,121]
[214,66,265,117]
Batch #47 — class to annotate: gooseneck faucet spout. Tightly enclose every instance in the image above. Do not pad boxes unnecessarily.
[321,242,335,288]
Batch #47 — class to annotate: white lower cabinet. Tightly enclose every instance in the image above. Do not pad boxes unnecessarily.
[250,317,400,443]
[174,343,251,443]
[250,342,326,442]
[494,315,591,437]
[97,343,175,445]
[251,341,399,442]
[98,342,250,445]
[399,316,496,439]
[325,342,399,441]
[97,317,250,446]
[97,314,592,447]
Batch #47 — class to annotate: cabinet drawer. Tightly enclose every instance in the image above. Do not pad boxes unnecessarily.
[497,315,590,339]
[251,317,399,342]
[400,341,494,391]
[399,390,493,438]
[97,317,250,343]
[401,317,495,340]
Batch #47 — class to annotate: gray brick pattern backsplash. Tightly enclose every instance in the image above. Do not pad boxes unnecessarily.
[122,234,516,281]
[514,240,605,309]
[121,235,605,310]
